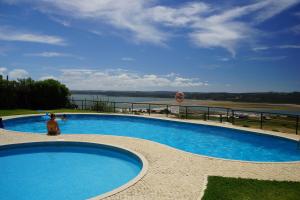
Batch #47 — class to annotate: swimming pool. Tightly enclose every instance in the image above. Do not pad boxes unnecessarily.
[4,114,300,162]
[0,142,144,200]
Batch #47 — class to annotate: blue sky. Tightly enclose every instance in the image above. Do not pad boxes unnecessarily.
[0,0,299,92]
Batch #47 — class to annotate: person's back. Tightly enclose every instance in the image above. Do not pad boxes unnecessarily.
[0,118,4,128]
[47,114,60,136]
[61,114,67,121]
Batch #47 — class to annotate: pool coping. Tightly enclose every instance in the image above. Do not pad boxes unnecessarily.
[88,142,148,200]
[1,113,300,200]
[0,139,148,200]
[3,113,300,164]
[3,112,300,141]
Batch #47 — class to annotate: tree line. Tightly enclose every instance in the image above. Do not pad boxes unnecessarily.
[72,90,300,104]
[0,76,70,109]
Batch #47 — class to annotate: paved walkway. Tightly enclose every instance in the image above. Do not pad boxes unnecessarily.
[1,114,300,200]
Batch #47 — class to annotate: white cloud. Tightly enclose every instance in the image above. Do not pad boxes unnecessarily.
[189,22,250,57]
[24,51,82,59]
[219,57,230,62]
[278,45,300,49]
[121,57,135,61]
[252,44,300,51]
[47,68,207,91]
[8,69,29,79]
[32,0,169,45]
[39,75,58,80]
[89,30,103,36]
[253,0,300,23]
[147,2,210,27]
[0,27,66,45]
[49,16,71,27]
[0,67,7,76]
[247,56,287,61]
[188,0,299,56]
[252,46,270,51]
[3,0,300,55]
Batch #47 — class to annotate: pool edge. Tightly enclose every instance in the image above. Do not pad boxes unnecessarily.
[0,140,149,200]
[2,113,300,164]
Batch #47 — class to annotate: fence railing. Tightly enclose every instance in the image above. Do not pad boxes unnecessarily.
[70,99,300,135]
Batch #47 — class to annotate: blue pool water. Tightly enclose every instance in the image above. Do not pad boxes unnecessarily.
[4,114,300,162]
[0,142,142,200]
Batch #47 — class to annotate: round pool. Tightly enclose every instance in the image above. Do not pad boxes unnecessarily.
[3,114,300,162]
[0,142,144,200]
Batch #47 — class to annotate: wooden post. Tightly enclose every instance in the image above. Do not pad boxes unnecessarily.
[131,103,134,114]
[232,110,235,124]
[296,115,299,135]
[260,113,263,129]
[220,114,223,123]
[226,109,229,122]
[148,104,151,115]
[113,102,116,113]
[185,106,188,119]
[207,107,210,120]
[166,105,169,117]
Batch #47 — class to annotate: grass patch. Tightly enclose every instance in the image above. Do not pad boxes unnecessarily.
[202,176,300,200]
[0,109,95,117]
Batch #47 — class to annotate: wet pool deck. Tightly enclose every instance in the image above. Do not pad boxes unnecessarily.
[1,113,300,200]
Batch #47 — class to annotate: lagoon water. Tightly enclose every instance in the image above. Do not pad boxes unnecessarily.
[71,94,300,115]
[71,94,172,103]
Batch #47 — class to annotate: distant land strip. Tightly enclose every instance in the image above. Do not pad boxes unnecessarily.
[71,91,300,105]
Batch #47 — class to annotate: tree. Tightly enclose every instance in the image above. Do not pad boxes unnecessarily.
[0,78,70,109]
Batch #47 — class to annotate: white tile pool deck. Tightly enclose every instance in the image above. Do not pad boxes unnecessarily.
[1,113,300,200]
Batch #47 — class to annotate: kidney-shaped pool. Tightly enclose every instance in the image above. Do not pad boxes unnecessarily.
[3,114,300,162]
[0,142,144,200]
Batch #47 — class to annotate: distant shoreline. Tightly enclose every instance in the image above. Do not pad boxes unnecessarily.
[71,90,300,105]
[71,93,300,115]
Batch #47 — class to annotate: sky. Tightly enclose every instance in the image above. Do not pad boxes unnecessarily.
[0,0,299,92]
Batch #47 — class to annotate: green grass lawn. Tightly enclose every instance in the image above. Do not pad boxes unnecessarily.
[0,109,95,117]
[202,176,300,200]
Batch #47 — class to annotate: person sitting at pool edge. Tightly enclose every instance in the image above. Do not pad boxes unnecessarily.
[0,117,4,128]
[61,114,67,121]
[47,113,61,136]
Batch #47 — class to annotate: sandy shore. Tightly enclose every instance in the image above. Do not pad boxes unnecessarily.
[144,99,300,113]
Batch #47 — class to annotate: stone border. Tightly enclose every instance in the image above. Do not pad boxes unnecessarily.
[80,142,148,200]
